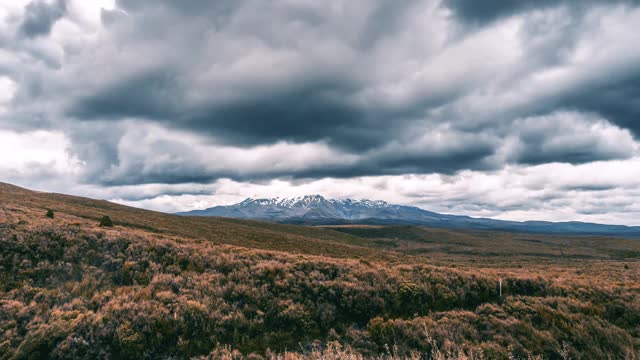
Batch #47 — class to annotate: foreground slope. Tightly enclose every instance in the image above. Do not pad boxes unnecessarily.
[0,183,403,260]
[1,183,639,359]
[179,195,640,236]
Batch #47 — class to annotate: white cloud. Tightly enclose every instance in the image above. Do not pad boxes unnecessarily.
[0,76,16,112]
[0,129,83,185]
[91,121,358,185]
[102,157,640,225]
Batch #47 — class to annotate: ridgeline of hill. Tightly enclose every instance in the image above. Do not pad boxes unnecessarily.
[178,195,640,237]
[0,182,639,359]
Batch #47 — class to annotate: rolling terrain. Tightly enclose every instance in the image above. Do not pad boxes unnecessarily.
[1,182,639,359]
[179,195,640,236]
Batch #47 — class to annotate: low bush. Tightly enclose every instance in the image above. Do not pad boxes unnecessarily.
[0,225,638,359]
[99,216,113,227]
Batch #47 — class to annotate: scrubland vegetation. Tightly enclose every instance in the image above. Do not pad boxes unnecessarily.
[0,183,639,359]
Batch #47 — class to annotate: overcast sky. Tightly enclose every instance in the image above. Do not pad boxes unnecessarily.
[1,0,640,225]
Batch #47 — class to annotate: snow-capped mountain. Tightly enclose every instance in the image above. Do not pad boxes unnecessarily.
[176,195,640,236]
[178,195,440,222]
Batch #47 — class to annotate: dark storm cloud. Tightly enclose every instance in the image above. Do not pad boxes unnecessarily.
[509,113,636,165]
[19,0,66,38]
[516,136,632,165]
[285,139,496,181]
[492,72,640,141]
[191,90,362,149]
[3,0,640,189]
[69,68,184,123]
[355,0,419,49]
[442,0,640,25]
[116,0,235,15]
[63,122,128,187]
[109,186,218,202]
[83,133,497,187]
[69,69,374,150]
[442,0,557,25]
[561,184,618,192]
[66,0,637,154]
[563,73,640,138]
[66,117,499,187]
[67,1,426,152]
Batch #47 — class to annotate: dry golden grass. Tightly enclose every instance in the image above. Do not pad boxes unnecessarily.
[1,182,639,359]
[0,183,409,262]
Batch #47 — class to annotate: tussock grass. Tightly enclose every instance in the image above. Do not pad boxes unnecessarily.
[1,182,639,359]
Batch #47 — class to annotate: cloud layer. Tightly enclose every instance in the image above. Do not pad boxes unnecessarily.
[1,0,639,224]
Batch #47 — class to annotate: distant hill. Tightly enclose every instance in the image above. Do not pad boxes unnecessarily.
[178,195,640,236]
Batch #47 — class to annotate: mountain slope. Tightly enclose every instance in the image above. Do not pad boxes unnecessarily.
[178,195,640,236]
[181,195,443,222]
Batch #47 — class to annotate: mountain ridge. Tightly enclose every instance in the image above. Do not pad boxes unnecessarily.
[178,194,640,236]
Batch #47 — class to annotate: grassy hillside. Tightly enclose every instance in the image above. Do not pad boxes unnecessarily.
[0,183,639,359]
[322,225,640,266]
[0,183,404,261]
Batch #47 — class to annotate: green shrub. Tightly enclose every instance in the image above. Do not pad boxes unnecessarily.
[99,216,114,227]
[46,209,55,219]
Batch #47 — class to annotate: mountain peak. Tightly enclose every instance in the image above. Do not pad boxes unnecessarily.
[284,194,327,205]
[237,195,394,209]
[176,196,640,236]
[238,195,329,207]
[180,195,415,223]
